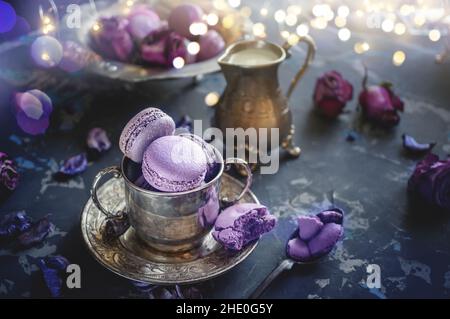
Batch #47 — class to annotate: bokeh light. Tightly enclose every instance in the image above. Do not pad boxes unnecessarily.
[0,1,17,33]
[354,42,370,54]
[296,24,309,36]
[428,29,441,42]
[172,57,185,69]
[338,28,351,41]
[31,35,63,68]
[187,42,200,55]
[205,92,220,107]
[392,50,406,66]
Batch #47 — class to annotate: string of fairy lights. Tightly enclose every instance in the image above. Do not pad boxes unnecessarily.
[32,0,450,71]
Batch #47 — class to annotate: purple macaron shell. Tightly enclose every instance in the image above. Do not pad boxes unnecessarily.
[308,223,343,258]
[197,30,225,61]
[297,215,323,241]
[119,107,175,163]
[286,208,344,262]
[178,133,222,182]
[168,4,204,39]
[212,203,276,251]
[286,238,310,262]
[142,135,207,192]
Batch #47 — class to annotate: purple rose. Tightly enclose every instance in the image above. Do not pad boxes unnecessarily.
[141,27,191,67]
[90,17,134,62]
[0,152,19,198]
[127,5,161,40]
[359,69,404,128]
[313,71,353,118]
[408,153,450,211]
[286,208,344,262]
[13,89,53,135]
[197,30,225,61]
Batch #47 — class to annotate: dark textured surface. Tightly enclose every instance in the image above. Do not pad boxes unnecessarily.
[1,3,450,299]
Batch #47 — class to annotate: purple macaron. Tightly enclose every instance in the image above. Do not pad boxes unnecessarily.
[119,107,175,163]
[197,30,225,61]
[286,208,344,262]
[142,135,208,192]
[168,4,204,38]
[212,203,277,251]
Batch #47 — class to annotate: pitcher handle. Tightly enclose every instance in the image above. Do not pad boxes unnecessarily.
[220,158,253,207]
[91,166,122,218]
[284,34,316,100]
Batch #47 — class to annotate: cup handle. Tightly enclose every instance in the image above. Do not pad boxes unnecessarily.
[91,166,122,218]
[283,34,316,100]
[220,158,253,207]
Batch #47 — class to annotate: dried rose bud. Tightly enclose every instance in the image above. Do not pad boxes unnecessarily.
[141,27,191,67]
[358,68,404,128]
[313,71,353,118]
[408,153,450,211]
[0,152,19,199]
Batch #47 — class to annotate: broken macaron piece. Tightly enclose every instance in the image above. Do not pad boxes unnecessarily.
[212,203,276,251]
[287,208,344,262]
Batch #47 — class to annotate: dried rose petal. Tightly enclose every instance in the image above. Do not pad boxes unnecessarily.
[0,152,19,197]
[313,71,353,118]
[402,134,435,154]
[132,281,202,299]
[59,153,88,176]
[0,211,32,239]
[175,285,203,299]
[13,89,53,135]
[408,153,450,211]
[87,128,111,153]
[37,255,70,297]
[17,216,53,247]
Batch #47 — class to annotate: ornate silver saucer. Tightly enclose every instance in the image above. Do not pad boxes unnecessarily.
[80,174,258,285]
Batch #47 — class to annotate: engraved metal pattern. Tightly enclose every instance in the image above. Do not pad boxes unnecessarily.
[81,174,259,285]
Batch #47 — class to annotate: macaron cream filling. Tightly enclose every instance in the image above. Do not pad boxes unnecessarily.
[212,203,276,251]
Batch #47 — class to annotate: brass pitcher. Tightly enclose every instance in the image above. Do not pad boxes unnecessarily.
[214,37,316,169]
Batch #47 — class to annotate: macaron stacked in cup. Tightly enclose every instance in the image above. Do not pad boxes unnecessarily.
[119,107,218,192]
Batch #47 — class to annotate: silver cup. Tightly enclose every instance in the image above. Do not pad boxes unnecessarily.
[90,145,252,253]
